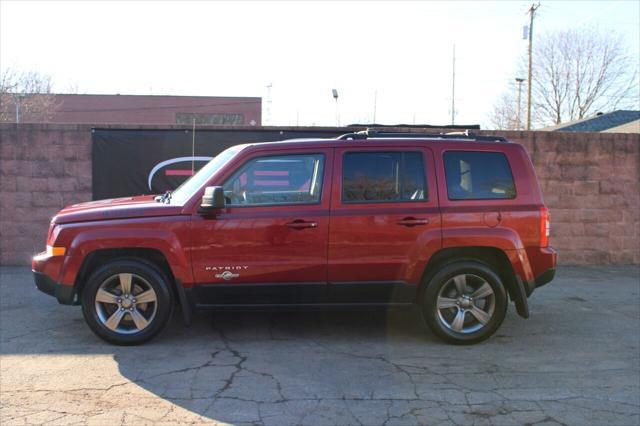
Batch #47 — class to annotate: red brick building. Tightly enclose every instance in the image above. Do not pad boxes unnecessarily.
[1,94,261,126]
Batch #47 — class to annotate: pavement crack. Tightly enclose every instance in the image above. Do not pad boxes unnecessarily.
[138,349,224,381]
[202,320,250,414]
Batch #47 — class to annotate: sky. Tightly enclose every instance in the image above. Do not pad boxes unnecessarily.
[1,0,638,128]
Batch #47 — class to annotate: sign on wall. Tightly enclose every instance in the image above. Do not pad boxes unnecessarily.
[91,128,344,200]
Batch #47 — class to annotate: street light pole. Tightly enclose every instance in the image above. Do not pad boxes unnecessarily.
[13,94,21,123]
[332,89,339,127]
[515,77,525,129]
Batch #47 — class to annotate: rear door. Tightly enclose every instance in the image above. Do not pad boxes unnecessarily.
[328,146,441,304]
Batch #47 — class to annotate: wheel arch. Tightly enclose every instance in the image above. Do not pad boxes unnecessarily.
[74,247,193,325]
[419,246,529,318]
[75,248,175,297]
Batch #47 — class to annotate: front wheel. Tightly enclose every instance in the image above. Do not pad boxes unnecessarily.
[81,259,173,345]
[422,261,508,345]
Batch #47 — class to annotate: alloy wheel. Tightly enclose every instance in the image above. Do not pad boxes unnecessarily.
[94,273,158,334]
[436,273,495,334]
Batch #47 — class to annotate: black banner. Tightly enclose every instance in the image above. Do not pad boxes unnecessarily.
[91,128,345,200]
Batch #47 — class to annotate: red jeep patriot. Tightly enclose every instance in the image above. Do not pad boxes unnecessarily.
[33,130,557,345]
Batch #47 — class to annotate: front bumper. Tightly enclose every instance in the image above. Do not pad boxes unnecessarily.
[33,271,77,305]
[32,251,78,305]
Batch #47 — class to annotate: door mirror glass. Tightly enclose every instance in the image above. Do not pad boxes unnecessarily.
[200,186,225,212]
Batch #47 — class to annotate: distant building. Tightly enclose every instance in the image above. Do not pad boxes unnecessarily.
[1,93,261,126]
[542,110,639,133]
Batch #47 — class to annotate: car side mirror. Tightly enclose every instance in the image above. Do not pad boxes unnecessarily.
[199,186,225,214]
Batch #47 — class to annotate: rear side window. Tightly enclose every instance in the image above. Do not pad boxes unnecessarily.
[444,151,516,200]
[342,151,427,203]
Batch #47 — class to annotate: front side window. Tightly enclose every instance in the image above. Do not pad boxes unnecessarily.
[223,154,325,206]
[444,151,516,200]
[342,151,427,203]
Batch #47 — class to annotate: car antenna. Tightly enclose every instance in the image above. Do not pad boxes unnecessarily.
[191,118,196,176]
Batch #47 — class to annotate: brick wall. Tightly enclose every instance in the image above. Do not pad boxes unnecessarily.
[1,123,638,266]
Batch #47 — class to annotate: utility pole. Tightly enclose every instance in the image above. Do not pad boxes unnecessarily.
[451,43,456,125]
[515,77,525,129]
[526,3,539,130]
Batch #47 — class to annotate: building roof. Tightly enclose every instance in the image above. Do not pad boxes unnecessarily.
[543,110,640,133]
[601,119,640,134]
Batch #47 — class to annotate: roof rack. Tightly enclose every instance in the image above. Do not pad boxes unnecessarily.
[336,128,508,143]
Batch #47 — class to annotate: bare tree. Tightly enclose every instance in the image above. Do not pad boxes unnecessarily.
[0,69,60,123]
[534,27,638,125]
[489,26,639,129]
[490,92,520,130]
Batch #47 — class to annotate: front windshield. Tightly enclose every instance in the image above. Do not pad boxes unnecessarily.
[169,146,241,205]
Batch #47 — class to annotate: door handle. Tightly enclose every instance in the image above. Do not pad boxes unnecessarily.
[285,220,318,230]
[396,217,429,227]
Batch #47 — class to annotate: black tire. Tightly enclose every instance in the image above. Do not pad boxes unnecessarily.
[421,261,507,345]
[81,258,173,345]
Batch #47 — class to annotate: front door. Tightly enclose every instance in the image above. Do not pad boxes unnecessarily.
[190,148,332,305]
[328,146,441,303]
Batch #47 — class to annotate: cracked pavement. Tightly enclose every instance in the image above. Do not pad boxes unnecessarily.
[1,266,639,425]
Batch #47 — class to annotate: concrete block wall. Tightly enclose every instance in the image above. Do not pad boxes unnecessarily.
[1,124,92,265]
[493,131,639,265]
[1,123,638,266]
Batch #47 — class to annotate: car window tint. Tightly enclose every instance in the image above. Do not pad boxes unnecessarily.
[223,154,324,206]
[444,151,516,200]
[342,151,427,203]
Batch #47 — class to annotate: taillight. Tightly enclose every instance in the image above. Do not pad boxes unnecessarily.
[540,206,550,247]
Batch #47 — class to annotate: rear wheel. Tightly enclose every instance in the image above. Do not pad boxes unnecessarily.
[81,259,173,345]
[422,261,507,344]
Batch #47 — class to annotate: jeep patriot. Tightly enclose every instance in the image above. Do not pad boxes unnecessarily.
[33,130,557,345]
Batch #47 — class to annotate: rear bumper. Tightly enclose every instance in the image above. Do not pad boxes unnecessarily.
[523,267,557,296]
[535,268,555,288]
[511,264,556,320]
[523,246,557,296]
[33,271,77,305]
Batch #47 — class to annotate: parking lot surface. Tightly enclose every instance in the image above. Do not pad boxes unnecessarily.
[0,266,638,425]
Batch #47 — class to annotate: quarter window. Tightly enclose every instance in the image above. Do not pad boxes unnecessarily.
[223,154,324,206]
[342,151,427,203]
[443,151,516,200]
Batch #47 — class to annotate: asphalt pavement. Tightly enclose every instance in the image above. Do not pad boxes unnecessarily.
[1,266,639,425]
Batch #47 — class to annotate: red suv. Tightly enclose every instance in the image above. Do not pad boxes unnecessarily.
[32,130,556,345]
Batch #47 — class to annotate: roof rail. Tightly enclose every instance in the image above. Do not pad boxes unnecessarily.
[336,128,508,142]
